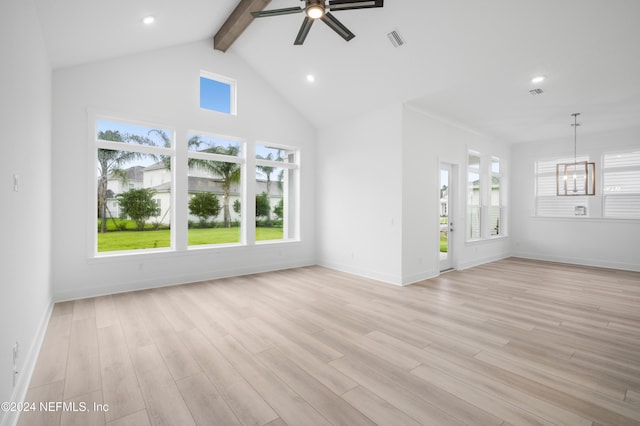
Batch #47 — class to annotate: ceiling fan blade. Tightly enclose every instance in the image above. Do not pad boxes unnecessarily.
[320,12,355,41]
[294,17,314,45]
[251,7,303,18]
[328,0,383,11]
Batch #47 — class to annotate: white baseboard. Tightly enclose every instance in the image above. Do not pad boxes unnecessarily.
[1,301,53,426]
[511,251,640,272]
[318,255,517,287]
[53,258,316,302]
[317,259,403,286]
[456,253,511,271]
[401,269,440,286]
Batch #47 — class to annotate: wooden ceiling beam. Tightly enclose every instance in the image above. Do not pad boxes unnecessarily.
[214,0,272,52]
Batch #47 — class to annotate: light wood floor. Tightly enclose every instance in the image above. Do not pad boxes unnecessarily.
[19,258,640,426]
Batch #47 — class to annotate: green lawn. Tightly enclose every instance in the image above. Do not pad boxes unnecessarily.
[440,234,448,253]
[440,216,449,252]
[255,227,284,241]
[189,227,241,246]
[98,227,283,252]
[98,229,171,251]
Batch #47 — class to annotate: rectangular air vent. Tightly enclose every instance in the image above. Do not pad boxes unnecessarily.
[529,88,544,95]
[387,30,405,48]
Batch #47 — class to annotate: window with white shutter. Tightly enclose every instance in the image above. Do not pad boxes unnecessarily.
[535,156,590,217]
[603,151,640,218]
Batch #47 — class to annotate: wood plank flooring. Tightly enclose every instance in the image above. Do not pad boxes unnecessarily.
[19,258,640,425]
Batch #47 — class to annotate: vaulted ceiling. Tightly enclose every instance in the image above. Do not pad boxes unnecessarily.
[34,0,640,143]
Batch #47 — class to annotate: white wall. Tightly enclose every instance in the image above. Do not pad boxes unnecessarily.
[402,106,512,282]
[51,39,316,301]
[317,104,404,284]
[0,1,53,424]
[316,103,512,286]
[511,126,640,271]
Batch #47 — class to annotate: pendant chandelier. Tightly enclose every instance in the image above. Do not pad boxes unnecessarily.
[556,113,596,196]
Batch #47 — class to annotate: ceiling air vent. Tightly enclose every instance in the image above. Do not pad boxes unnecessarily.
[387,30,405,48]
[529,88,544,95]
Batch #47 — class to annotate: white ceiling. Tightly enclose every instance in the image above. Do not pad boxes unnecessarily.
[35,0,640,143]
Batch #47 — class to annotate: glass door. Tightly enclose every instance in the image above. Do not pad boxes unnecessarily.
[440,163,454,271]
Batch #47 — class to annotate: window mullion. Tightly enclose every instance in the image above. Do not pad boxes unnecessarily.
[187,151,244,164]
[96,141,172,156]
[245,142,257,245]
[255,159,297,169]
[174,129,189,251]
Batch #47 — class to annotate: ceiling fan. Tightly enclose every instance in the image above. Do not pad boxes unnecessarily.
[251,0,384,45]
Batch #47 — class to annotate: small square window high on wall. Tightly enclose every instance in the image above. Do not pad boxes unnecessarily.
[200,71,237,115]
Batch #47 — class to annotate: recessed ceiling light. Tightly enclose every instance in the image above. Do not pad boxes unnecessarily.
[531,75,545,84]
[306,74,315,83]
[142,16,155,25]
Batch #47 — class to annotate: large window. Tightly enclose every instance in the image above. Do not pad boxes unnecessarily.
[187,133,243,246]
[467,151,507,241]
[256,144,299,242]
[95,119,174,253]
[603,151,640,218]
[535,151,640,219]
[490,157,504,236]
[535,156,590,217]
[467,152,481,240]
[92,115,300,256]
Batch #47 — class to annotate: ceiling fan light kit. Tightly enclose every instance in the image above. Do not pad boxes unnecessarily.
[251,0,384,45]
[306,0,326,19]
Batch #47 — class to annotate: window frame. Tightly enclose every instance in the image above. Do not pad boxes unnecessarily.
[88,111,301,260]
[535,155,592,218]
[490,156,506,237]
[466,150,508,242]
[186,131,246,249]
[199,70,237,116]
[90,113,176,257]
[602,150,640,219]
[466,151,482,241]
[534,150,640,220]
[255,142,301,243]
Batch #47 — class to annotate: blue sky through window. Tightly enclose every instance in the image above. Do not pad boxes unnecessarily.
[200,76,231,114]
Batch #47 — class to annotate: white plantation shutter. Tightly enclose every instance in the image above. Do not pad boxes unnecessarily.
[536,196,588,217]
[604,195,640,218]
[603,152,640,218]
[604,152,640,168]
[535,157,589,217]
